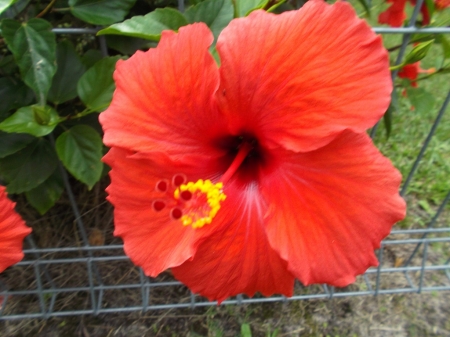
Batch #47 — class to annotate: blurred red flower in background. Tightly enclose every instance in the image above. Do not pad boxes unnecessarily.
[398,62,435,87]
[379,0,449,27]
[101,0,406,302]
[0,186,31,273]
[379,0,410,27]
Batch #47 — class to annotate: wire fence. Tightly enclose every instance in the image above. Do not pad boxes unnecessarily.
[1,0,450,320]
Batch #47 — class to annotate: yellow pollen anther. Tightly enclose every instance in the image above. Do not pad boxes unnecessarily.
[174,179,226,229]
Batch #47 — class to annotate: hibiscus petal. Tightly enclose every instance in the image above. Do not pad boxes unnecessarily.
[420,3,431,25]
[378,0,408,27]
[398,63,420,87]
[216,0,391,152]
[172,182,295,303]
[104,147,222,277]
[261,131,406,287]
[100,23,224,160]
[0,186,31,273]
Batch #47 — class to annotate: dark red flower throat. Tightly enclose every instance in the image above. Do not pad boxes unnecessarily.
[221,136,258,184]
[217,134,272,186]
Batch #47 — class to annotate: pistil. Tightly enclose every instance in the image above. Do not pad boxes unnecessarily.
[220,141,253,184]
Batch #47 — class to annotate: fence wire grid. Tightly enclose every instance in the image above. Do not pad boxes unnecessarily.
[1,0,450,320]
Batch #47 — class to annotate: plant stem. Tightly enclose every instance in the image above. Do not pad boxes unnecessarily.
[36,0,57,18]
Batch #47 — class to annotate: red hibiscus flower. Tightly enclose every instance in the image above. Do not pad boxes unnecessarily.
[378,0,432,27]
[398,63,421,87]
[0,186,31,273]
[101,0,406,302]
[398,62,435,87]
[379,0,408,27]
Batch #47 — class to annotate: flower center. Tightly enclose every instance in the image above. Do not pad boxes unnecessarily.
[152,140,254,229]
[174,180,226,228]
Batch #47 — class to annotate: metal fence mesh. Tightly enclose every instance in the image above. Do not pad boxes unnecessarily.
[1,0,450,320]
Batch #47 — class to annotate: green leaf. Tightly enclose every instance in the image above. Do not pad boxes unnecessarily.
[0,131,35,158]
[48,40,86,104]
[0,77,34,115]
[405,87,436,115]
[403,39,434,65]
[69,0,137,25]
[25,169,64,215]
[105,35,153,55]
[0,0,18,15]
[240,323,252,337]
[0,0,30,19]
[55,125,103,189]
[185,0,233,41]
[77,56,121,112]
[410,33,435,44]
[266,0,286,13]
[1,18,57,105]
[355,0,371,17]
[0,105,59,137]
[0,138,58,193]
[81,49,103,69]
[436,34,450,59]
[234,0,268,17]
[97,8,188,41]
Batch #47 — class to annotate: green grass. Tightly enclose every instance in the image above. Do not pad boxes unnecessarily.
[375,70,450,204]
